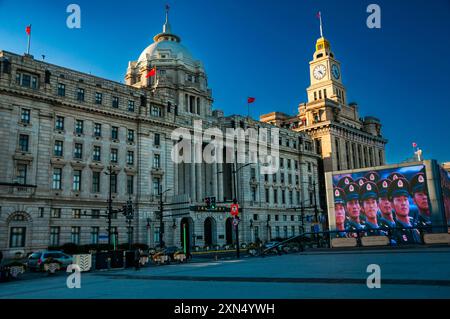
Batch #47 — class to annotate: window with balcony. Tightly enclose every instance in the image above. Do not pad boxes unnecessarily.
[19,134,29,152]
[153,178,160,195]
[16,164,27,184]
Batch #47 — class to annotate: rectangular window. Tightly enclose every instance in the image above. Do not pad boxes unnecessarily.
[275,226,280,238]
[273,174,277,183]
[128,100,135,112]
[74,143,83,159]
[51,208,61,218]
[19,134,29,152]
[95,92,102,105]
[153,178,160,195]
[265,188,269,203]
[77,88,85,101]
[110,148,118,163]
[57,83,65,97]
[94,123,102,137]
[50,227,60,246]
[110,173,117,193]
[93,146,101,161]
[91,227,99,244]
[127,151,134,165]
[55,116,64,130]
[92,172,100,192]
[111,126,119,140]
[39,207,44,218]
[153,154,160,168]
[281,190,286,204]
[9,227,26,248]
[75,120,84,134]
[283,215,287,222]
[154,133,160,146]
[251,187,257,202]
[17,164,27,184]
[73,170,81,191]
[112,96,119,108]
[21,109,30,124]
[152,105,161,117]
[284,226,288,238]
[289,191,293,205]
[52,168,62,190]
[17,72,38,89]
[274,189,278,204]
[127,129,134,142]
[292,226,296,236]
[72,209,81,219]
[91,209,100,219]
[127,175,134,195]
[288,174,292,185]
[71,227,80,245]
[54,140,63,157]
[275,215,279,221]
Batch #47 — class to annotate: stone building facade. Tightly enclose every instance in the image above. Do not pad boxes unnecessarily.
[0,10,321,257]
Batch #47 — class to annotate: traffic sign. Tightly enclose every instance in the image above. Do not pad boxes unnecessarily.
[99,234,108,243]
[230,203,239,216]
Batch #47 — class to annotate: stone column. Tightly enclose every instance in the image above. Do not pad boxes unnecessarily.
[218,162,224,202]
[190,149,196,202]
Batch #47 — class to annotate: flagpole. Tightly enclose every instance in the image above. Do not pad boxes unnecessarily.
[247,101,249,120]
[27,25,31,55]
[319,13,323,37]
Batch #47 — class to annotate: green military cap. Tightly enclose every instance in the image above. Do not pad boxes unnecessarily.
[387,172,406,182]
[334,187,345,204]
[376,178,391,198]
[337,176,354,189]
[355,177,368,188]
[365,171,380,183]
[388,177,410,200]
[410,172,427,194]
[344,182,360,202]
[359,181,379,201]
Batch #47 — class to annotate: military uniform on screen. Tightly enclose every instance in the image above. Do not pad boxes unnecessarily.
[334,187,348,238]
[359,181,385,237]
[388,178,422,244]
[337,176,354,190]
[377,178,396,231]
[365,171,381,184]
[410,172,432,233]
[344,182,365,237]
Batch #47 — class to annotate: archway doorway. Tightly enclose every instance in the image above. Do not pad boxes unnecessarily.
[204,217,217,246]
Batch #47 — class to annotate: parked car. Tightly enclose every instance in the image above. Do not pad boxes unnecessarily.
[27,251,73,271]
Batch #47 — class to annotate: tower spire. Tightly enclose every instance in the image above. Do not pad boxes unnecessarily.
[163,4,171,33]
[317,11,323,37]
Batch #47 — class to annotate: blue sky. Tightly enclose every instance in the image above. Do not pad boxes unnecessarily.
[0,0,449,164]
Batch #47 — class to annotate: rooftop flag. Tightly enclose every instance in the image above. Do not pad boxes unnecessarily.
[146,67,156,78]
[247,97,256,104]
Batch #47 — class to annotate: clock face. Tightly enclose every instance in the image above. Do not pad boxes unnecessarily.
[332,64,340,80]
[313,64,327,80]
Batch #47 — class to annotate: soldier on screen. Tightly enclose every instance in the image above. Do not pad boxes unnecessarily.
[377,179,396,230]
[388,178,421,244]
[337,176,354,190]
[334,187,347,238]
[359,181,385,236]
[344,182,365,237]
[410,172,432,233]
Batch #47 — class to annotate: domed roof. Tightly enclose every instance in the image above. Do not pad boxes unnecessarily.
[137,40,194,65]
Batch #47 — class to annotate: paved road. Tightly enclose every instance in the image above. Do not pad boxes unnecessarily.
[1,247,449,299]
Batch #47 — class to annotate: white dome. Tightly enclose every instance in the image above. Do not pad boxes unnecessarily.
[137,40,195,66]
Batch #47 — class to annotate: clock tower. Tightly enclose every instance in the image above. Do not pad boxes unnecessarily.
[306,36,347,105]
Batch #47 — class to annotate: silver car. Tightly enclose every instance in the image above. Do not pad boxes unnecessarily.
[27,251,73,271]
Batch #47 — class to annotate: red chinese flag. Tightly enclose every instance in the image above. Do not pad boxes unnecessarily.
[412,142,417,148]
[316,11,321,19]
[145,67,156,78]
[247,97,255,104]
[26,25,31,36]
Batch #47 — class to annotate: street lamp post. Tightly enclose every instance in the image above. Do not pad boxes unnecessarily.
[158,186,172,248]
[104,165,114,247]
